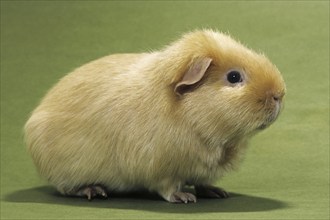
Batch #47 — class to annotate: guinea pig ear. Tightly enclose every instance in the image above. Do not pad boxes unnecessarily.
[174,57,212,96]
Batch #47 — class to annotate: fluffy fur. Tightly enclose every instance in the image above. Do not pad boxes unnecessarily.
[24,30,286,203]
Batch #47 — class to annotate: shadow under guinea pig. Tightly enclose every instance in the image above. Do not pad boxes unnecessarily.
[4,186,288,213]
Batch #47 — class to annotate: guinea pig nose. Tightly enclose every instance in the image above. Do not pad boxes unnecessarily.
[273,96,280,102]
[271,91,284,103]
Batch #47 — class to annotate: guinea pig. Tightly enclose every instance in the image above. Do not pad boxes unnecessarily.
[24,29,286,203]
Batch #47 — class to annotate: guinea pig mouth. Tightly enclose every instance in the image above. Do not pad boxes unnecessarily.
[256,99,283,130]
[257,123,268,130]
[257,110,280,130]
[257,118,275,130]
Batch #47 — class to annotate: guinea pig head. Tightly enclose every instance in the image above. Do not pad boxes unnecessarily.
[173,34,286,140]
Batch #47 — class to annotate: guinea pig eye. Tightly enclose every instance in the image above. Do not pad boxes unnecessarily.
[227,71,243,84]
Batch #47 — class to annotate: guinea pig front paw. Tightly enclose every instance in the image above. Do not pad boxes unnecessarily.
[195,185,229,199]
[75,185,108,201]
[169,192,197,204]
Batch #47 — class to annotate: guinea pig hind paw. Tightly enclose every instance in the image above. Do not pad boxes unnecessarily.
[76,185,108,201]
[169,192,197,204]
[195,185,229,199]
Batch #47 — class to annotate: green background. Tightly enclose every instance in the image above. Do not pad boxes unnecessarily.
[1,1,329,219]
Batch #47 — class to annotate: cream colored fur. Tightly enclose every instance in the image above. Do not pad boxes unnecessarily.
[24,30,286,202]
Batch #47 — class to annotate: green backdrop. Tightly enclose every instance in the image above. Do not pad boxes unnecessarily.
[1,1,329,219]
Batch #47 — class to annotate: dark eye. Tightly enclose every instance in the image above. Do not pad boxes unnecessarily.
[227,71,242,84]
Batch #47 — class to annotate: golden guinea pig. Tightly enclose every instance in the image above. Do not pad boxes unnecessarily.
[25,30,286,203]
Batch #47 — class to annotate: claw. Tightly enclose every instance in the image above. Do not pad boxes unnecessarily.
[75,185,108,201]
[170,192,197,203]
[94,185,108,198]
